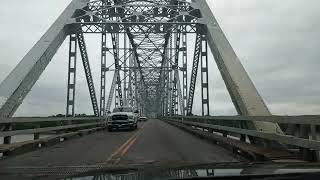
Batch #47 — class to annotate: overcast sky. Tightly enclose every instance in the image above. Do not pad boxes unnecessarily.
[0,0,319,117]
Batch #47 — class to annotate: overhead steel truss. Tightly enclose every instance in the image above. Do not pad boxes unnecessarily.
[0,0,284,147]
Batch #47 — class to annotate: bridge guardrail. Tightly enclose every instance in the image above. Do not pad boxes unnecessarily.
[165,116,320,161]
[170,116,319,136]
[0,117,106,145]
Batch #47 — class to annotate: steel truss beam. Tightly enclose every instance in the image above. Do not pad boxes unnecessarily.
[123,34,128,106]
[0,0,283,139]
[171,32,181,115]
[181,27,188,116]
[100,33,107,116]
[77,33,100,117]
[111,33,123,107]
[167,34,173,116]
[195,0,283,134]
[105,71,117,114]
[156,32,171,116]
[99,0,108,116]
[128,47,136,107]
[0,0,83,118]
[70,0,201,34]
[200,34,209,116]
[187,33,201,115]
[66,34,77,117]
[175,71,184,116]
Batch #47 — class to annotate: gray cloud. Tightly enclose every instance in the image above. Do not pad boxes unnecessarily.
[0,0,319,116]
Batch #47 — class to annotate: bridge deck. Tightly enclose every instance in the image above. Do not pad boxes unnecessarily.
[0,120,240,168]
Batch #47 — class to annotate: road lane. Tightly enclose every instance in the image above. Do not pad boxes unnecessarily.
[0,120,240,168]
[0,123,143,167]
[118,119,240,166]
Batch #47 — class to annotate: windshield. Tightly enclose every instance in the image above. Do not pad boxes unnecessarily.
[1,0,320,179]
[113,107,133,113]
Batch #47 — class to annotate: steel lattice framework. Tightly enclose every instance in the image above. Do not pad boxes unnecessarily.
[0,0,284,142]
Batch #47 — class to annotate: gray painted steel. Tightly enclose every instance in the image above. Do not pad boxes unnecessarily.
[77,33,100,116]
[0,117,103,124]
[0,0,287,136]
[0,0,87,118]
[167,119,320,150]
[172,115,320,125]
[0,122,100,137]
[193,0,283,134]
[187,33,202,115]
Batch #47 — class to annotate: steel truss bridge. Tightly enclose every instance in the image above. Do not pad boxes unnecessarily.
[0,0,320,179]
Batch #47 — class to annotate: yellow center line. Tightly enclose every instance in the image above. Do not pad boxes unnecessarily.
[104,122,146,164]
[120,134,139,156]
[107,133,137,161]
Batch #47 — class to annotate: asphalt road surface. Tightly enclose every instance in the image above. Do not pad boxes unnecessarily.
[0,119,240,168]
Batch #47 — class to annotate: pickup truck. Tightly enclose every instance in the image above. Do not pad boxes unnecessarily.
[107,106,138,131]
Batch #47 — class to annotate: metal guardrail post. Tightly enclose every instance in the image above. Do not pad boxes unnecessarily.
[34,125,40,140]
[3,123,12,144]
[311,125,319,161]
[299,124,309,160]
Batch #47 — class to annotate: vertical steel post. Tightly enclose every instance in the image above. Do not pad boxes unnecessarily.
[66,34,77,118]
[123,33,128,106]
[128,44,133,107]
[100,33,107,116]
[201,35,210,116]
[100,0,107,116]
[187,33,202,115]
[111,32,123,108]
[105,71,117,113]
[33,125,40,140]
[172,31,181,115]
[3,124,12,145]
[182,27,188,116]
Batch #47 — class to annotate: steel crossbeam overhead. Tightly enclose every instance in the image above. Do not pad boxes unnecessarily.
[77,33,100,117]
